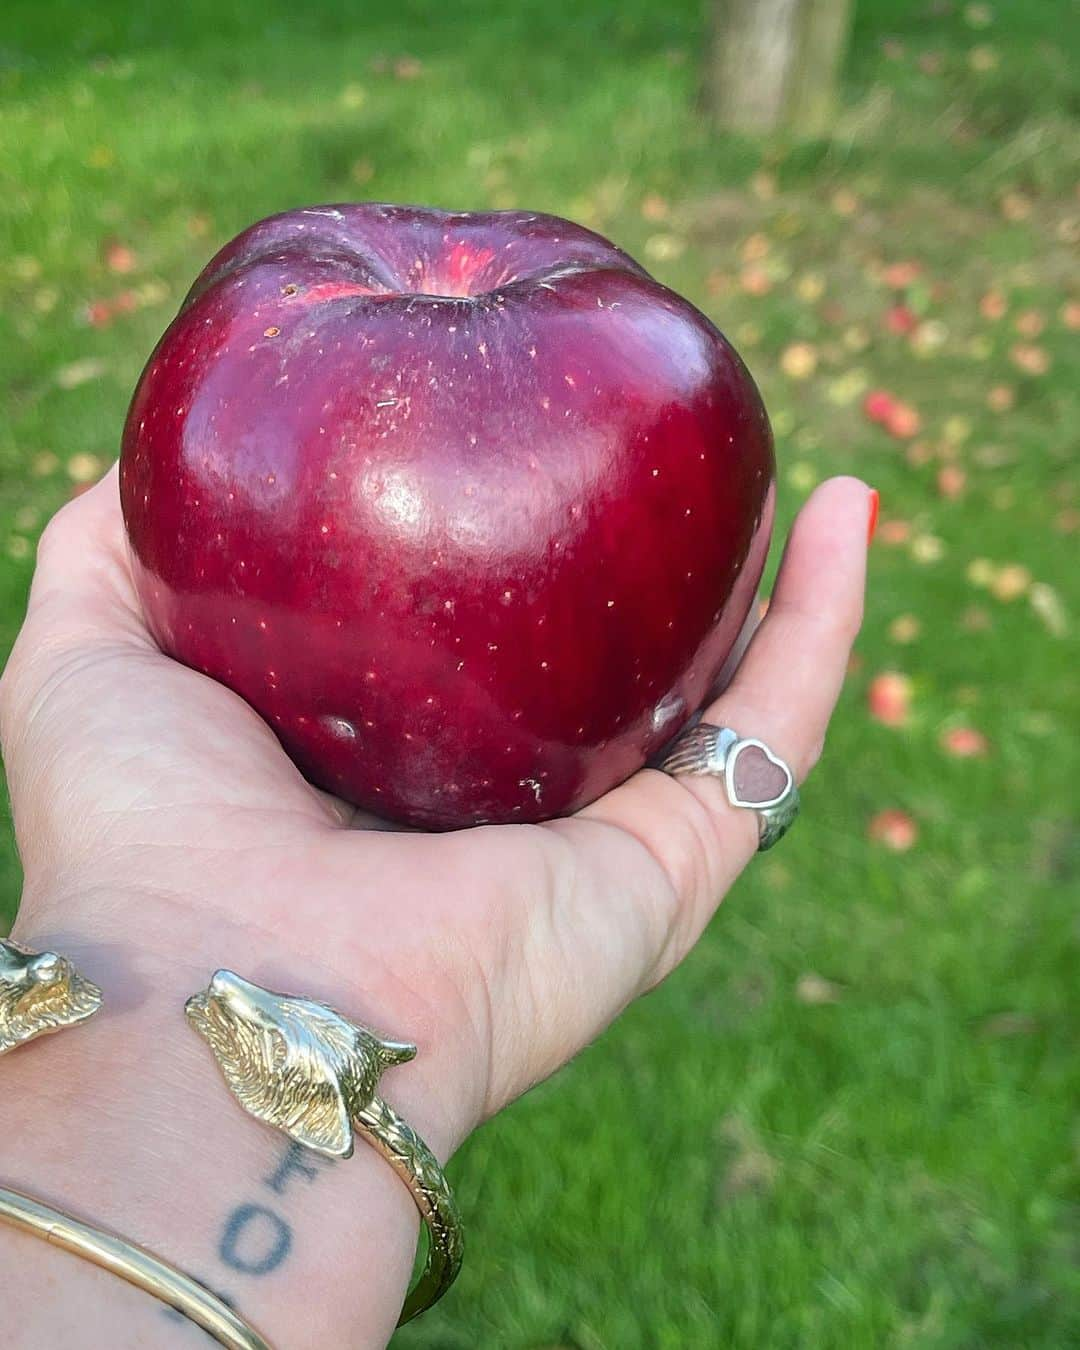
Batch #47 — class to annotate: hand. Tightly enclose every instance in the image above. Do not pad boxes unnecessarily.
[0,468,870,1346]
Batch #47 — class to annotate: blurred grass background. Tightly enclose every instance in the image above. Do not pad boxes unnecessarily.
[1,0,1078,1345]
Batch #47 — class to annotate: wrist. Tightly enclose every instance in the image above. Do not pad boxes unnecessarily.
[2,878,480,1347]
[15,868,488,1151]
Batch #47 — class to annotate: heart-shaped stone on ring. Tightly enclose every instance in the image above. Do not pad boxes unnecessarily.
[725,738,792,809]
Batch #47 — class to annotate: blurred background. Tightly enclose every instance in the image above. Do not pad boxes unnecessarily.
[1,0,1077,1344]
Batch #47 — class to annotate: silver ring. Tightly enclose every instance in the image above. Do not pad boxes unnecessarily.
[659,722,799,850]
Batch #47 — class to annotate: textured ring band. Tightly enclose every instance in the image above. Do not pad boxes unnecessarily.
[660,722,800,850]
[186,969,463,1327]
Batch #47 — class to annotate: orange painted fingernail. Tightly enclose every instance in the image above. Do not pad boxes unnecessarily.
[867,489,880,545]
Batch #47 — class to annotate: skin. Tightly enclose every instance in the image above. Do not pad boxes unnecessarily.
[0,468,870,1347]
[120,205,775,828]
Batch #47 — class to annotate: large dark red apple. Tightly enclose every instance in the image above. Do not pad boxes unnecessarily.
[120,204,774,828]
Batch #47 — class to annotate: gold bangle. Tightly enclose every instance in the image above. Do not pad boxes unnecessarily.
[186,968,464,1326]
[1,941,463,1329]
[0,1185,272,1349]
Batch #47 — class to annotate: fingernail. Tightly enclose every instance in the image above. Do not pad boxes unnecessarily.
[867,489,880,545]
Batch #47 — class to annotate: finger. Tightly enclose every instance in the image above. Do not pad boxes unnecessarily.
[1,465,347,868]
[569,475,874,979]
[476,477,871,1103]
[24,464,147,644]
[709,472,871,782]
[1,466,149,751]
[706,587,762,699]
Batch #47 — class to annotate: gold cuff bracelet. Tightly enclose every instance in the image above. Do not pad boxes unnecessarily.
[186,968,464,1326]
[0,939,464,1339]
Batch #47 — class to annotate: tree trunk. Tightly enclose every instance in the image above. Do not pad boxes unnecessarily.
[786,0,855,135]
[705,0,854,136]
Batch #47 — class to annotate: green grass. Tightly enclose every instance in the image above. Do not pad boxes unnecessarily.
[2,0,1078,1344]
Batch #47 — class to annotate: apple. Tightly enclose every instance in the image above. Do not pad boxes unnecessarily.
[862,389,896,424]
[120,204,775,828]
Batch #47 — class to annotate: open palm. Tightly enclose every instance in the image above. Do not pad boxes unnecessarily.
[1,467,870,1147]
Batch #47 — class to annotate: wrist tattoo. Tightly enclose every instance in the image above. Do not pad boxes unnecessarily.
[164,1141,334,1338]
[264,1140,325,1196]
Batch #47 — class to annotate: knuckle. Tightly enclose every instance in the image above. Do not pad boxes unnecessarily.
[818,602,861,652]
[844,591,866,644]
[0,661,17,748]
[0,627,37,752]
[35,498,81,567]
[801,733,826,779]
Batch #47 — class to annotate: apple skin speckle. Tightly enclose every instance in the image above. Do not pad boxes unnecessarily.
[119,202,775,828]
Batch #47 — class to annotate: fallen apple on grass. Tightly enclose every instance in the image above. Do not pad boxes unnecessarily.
[120,204,775,828]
